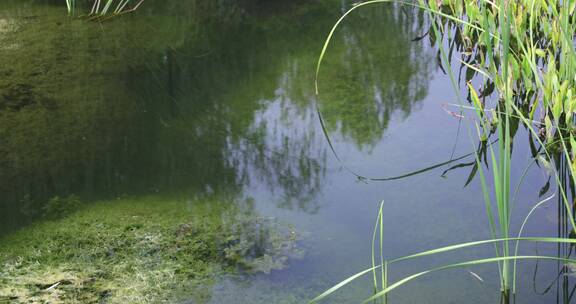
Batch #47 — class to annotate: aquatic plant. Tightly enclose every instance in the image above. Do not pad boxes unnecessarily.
[65,0,74,15]
[65,0,144,17]
[42,195,82,219]
[422,0,576,297]
[311,0,576,302]
[88,0,145,17]
[0,195,301,303]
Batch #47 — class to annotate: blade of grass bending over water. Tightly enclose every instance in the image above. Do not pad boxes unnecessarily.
[313,0,519,185]
[363,255,576,303]
[314,0,491,94]
[309,267,380,304]
[315,105,491,182]
[512,194,556,294]
[388,237,576,265]
[313,0,495,183]
[310,236,576,303]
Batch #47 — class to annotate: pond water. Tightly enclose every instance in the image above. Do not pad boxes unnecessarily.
[0,0,571,303]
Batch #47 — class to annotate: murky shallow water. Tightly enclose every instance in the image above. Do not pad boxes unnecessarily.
[0,1,570,303]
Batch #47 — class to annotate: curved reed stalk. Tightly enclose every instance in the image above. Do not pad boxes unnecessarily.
[65,0,144,18]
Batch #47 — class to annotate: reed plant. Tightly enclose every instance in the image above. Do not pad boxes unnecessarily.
[64,0,144,17]
[311,0,576,302]
[65,0,74,14]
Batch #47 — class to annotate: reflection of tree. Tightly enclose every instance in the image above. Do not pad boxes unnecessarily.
[0,0,332,232]
[127,0,347,213]
[318,5,433,150]
[0,0,433,232]
[230,97,327,214]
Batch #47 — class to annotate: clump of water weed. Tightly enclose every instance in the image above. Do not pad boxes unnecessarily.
[220,212,302,273]
[42,195,82,219]
[0,195,302,303]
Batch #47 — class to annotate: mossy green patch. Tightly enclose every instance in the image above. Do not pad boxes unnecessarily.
[0,195,302,303]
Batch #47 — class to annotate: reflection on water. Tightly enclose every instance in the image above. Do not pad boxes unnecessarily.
[0,0,570,303]
[318,5,432,149]
[0,0,430,231]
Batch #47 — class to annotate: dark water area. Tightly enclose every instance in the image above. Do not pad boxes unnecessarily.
[0,0,571,303]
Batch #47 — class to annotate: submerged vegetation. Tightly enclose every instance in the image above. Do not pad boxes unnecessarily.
[0,195,301,303]
[312,0,576,302]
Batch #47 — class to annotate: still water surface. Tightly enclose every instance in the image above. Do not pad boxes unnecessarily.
[0,0,568,303]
